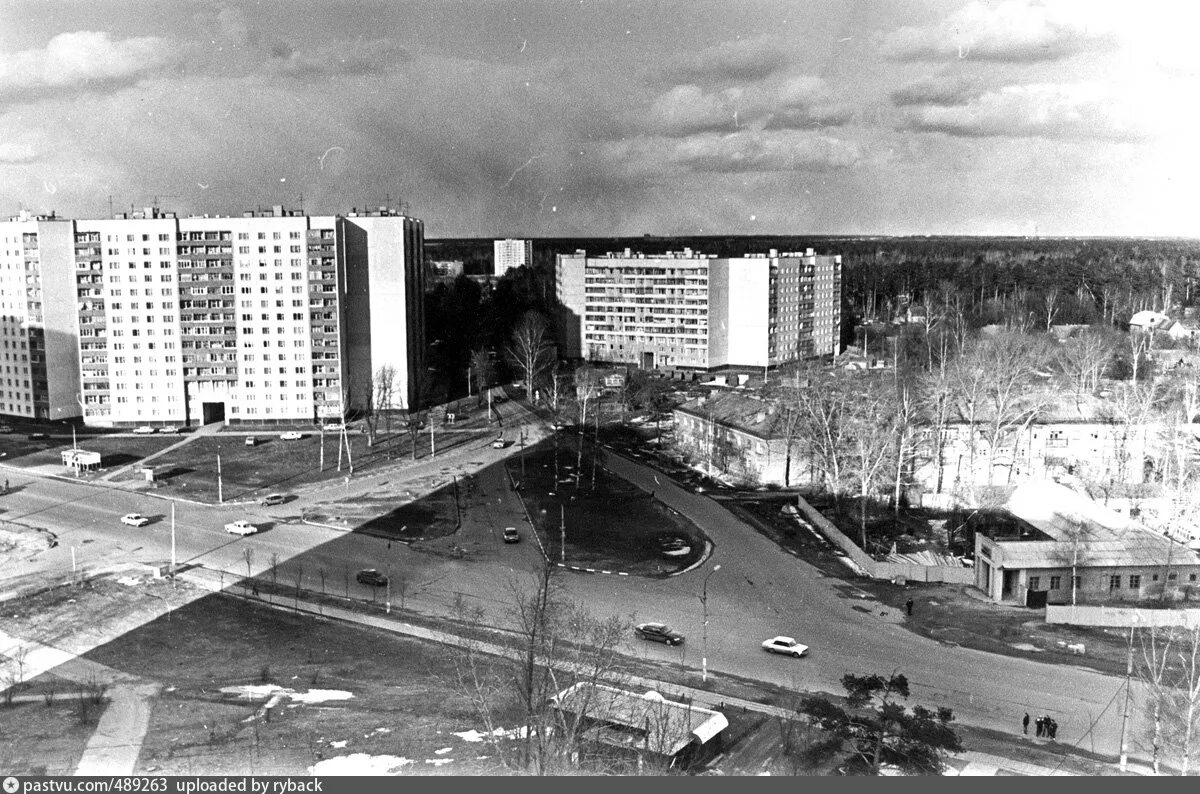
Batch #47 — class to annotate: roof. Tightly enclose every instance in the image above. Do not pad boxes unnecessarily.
[1129,310,1172,330]
[674,391,786,440]
[552,683,728,756]
[990,481,1200,569]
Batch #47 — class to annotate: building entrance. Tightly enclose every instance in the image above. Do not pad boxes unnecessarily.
[202,401,226,424]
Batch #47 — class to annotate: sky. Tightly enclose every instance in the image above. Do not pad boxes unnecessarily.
[0,0,1196,238]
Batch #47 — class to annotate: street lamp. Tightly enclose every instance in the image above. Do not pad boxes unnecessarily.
[700,564,721,683]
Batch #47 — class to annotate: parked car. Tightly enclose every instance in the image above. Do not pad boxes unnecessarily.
[0,424,12,434]
[761,636,809,658]
[491,437,507,449]
[356,569,388,587]
[224,520,259,536]
[323,423,346,432]
[244,436,258,446]
[279,431,304,441]
[120,513,151,527]
[259,493,288,506]
[634,622,685,646]
[26,432,49,440]
[132,426,155,434]
[502,527,520,543]
[157,426,181,434]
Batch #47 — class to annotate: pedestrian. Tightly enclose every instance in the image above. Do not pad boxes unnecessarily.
[905,598,914,616]
[252,584,259,597]
[3,478,8,493]
[1035,716,1044,737]
[1022,713,1030,735]
[1048,719,1058,740]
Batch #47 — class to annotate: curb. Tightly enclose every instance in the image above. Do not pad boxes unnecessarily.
[555,563,631,577]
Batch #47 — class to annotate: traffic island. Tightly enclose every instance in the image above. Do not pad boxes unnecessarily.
[507,438,709,577]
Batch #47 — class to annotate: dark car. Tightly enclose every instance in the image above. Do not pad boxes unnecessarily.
[634,622,685,646]
[356,569,388,587]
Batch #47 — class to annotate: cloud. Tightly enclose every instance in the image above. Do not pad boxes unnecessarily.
[883,0,1117,62]
[0,31,181,100]
[602,130,863,176]
[638,75,851,137]
[660,34,793,83]
[897,82,1146,141]
[0,142,37,163]
[891,75,990,107]
[267,39,413,78]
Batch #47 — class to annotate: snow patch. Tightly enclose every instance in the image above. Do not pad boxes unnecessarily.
[425,759,453,766]
[434,747,452,755]
[218,684,353,704]
[309,753,413,775]
[330,740,348,749]
[116,576,142,586]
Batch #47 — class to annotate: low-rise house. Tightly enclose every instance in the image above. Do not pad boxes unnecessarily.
[551,683,728,771]
[672,392,803,486]
[974,481,1200,606]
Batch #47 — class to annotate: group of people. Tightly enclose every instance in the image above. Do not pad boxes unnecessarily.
[1022,712,1058,739]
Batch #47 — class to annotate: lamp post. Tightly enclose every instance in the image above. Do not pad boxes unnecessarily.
[700,564,721,683]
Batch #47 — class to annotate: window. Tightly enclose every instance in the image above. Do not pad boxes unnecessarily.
[1049,576,1061,590]
[1028,576,1040,591]
[1129,575,1141,589]
[1109,575,1121,590]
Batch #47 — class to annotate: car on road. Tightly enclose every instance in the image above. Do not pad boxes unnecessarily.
[260,493,288,506]
[761,636,808,658]
[157,426,181,434]
[224,520,259,536]
[492,437,507,449]
[502,527,520,543]
[132,426,155,434]
[323,423,346,432]
[0,424,11,433]
[633,622,685,646]
[244,436,257,446]
[26,432,49,440]
[120,513,151,527]
[279,431,304,441]
[356,569,388,587]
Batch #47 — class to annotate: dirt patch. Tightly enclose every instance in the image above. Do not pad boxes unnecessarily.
[0,690,109,775]
[509,438,709,576]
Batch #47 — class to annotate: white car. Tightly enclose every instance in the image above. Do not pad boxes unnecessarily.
[120,513,151,527]
[279,431,304,441]
[762,636,809,658]
[157,426,181,434]
[132,426,155,434]
[224,520,259,536]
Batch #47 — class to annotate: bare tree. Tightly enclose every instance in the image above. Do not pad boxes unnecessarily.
[573,366,601,489]
[508,311,554,403]
[1056,327,1119,398]
[1135,626,1178,774]
[842,378,899,549]
[470,348,494,402]
[373,365,397,433]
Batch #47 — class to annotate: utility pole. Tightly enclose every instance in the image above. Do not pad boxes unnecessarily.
[560,503,566,563]
[342,426,353,476]
[217,444,223,504]
[1119,617,1137,772]
[170,501,177,586]
[430,420,436,459]
[700,564,722,683]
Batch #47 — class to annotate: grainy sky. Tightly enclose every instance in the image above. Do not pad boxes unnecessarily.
[0,0,1195,237]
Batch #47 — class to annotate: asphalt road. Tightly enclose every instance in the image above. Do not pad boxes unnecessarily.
[0,412,1148,762]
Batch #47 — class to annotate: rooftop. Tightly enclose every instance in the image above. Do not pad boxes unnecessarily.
[551,683,728,756]
[675,391,787,440]
[990,481,1200,569]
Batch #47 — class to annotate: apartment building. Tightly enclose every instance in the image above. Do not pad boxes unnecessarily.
[555,248,841,371]
[3,205,424,427]
[493,238,532,277]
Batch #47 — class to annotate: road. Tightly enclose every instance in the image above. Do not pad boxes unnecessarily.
[0,407,1147,763]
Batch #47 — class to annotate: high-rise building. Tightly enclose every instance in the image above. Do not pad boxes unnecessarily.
[493,238,532,277]
[554,247,840,371]
[1,205,424,427]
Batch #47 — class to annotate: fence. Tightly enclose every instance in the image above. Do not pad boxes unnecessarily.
[793,497,974,585]
[1046,604,1200,628]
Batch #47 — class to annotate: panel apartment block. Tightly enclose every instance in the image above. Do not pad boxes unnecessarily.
[493,238,532,277]
[2,206,423,427]
[554,248,841,371]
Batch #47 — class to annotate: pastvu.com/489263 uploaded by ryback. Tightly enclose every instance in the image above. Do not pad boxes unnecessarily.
[3,779,326,794]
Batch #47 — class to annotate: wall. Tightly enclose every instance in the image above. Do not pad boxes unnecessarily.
[1047,604,1200,628]
[793,496,974,584]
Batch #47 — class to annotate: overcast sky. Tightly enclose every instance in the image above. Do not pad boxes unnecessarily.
[0,0,1195,237]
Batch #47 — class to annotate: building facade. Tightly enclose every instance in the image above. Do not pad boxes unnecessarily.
[555,248,840,372]
[3,205,424,427]
[493,238,532,277]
